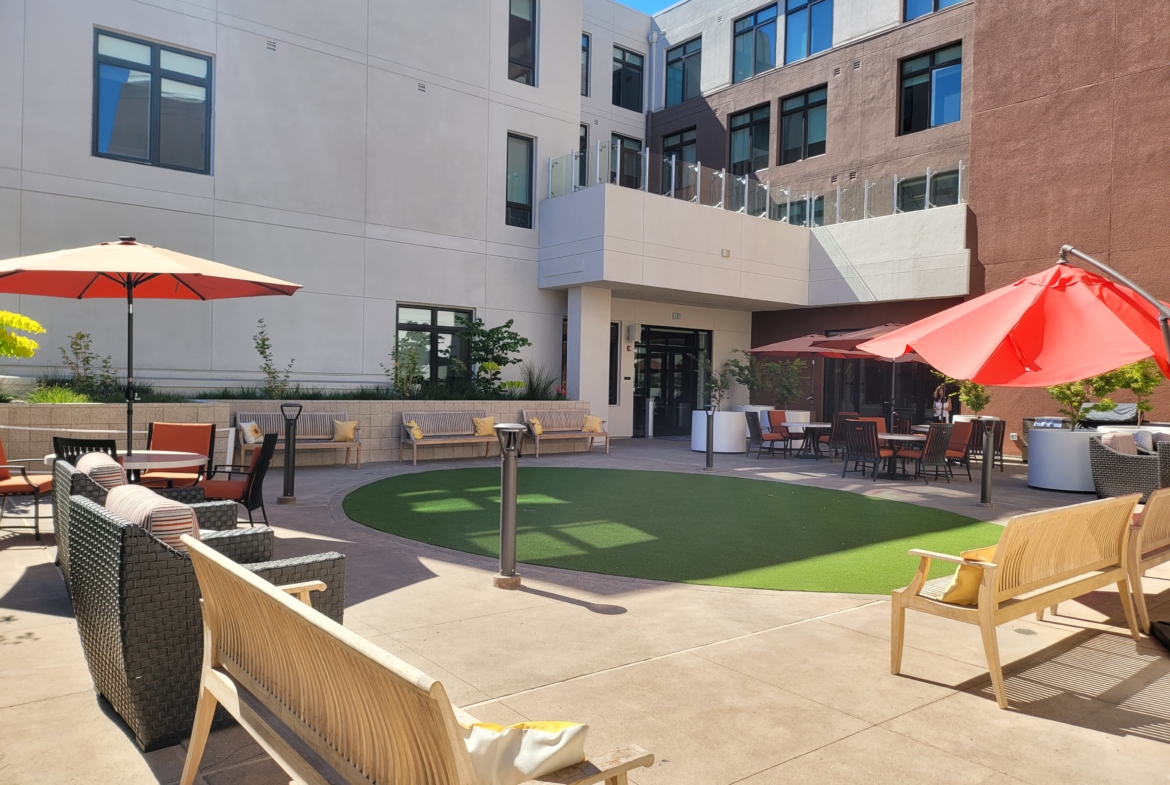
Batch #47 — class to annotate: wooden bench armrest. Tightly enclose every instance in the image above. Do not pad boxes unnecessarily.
[518,745,654,785]
[907,548,998,568]
[279,580,327,606]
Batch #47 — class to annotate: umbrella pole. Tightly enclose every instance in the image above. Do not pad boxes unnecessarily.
[126,284,134,456]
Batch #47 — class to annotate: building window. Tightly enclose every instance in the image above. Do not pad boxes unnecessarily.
[784,0,833,65]
[93,31,212,174]
[729,105,770,175]
[508,0,536,85]
[665,38,702,107]
[900,44,962,135]
[609,322,620,406]
[779,86,826,164]
[897,168,960,211]
[783,194,824,226]
[612,47,644,112]
[905,0,963,22]
[662,128,697,195]
[733,5,777,84]
[610,134,642,189]
[579,123,588,186]
[396,305,473,384]
[581,34,590,96]
[505,133,534,228]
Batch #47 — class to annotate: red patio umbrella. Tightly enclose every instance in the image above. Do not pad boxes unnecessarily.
[0,237,302,451]
[858,249,1170,386]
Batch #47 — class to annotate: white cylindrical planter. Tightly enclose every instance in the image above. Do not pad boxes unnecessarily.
[1027,429,1097,492]
[691,410,747,453]
[732,405,774,414]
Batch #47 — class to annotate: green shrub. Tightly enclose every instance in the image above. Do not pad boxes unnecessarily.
[27,385,90,403]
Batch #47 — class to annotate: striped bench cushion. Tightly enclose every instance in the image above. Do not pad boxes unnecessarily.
[105,484,201,553]
[75,451,126,490]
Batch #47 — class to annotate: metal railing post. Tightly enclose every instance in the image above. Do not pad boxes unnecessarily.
[720,168,726,210]
[893,174,900,214]
[694,161,701,202]
[925,166,933,208]
[958,159,965,203]
[547,155,553,200]
[642,149,649,191]
[763,181,770,218]
[863,180,870,219]
[836,184,841,224]
[670,154,677,199]
[570,147,577,191]
[615,143,622,187]
[594,140,601,186]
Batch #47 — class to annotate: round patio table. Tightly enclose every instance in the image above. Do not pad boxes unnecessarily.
[781,422,831,459]
[45,449,207,470]
[877,433,926,479]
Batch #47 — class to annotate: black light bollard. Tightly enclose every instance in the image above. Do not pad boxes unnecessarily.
[705,405,715,470]
[493,423,526,589]
[278,402,302,505]
[980,419,994,507]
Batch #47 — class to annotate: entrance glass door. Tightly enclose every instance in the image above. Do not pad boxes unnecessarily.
[633,327,710,437]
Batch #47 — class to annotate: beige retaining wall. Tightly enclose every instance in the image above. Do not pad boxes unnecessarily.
[0,400,594,466]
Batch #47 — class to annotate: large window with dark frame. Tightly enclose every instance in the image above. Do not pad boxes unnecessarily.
[899,44,962,135]
[662,128,697,195]
[505,133,534,228]
[608,322,620,406]
[665,38,702,107]
[784,0,833,65]
[93,30,212,174]
[508,0,536,85]
[779,86,826,164]
[729,105,770,175]
[610,134,642,189]
[733,5,777,84]
[905,0,963,22]
[396,305,473,384]
[896,168,960,212]
[581,34,590,96]
[612,47,644,112]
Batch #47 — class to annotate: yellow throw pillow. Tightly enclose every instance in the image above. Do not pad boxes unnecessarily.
[582,414,603,433]
[406,419,424,440]
[459,721,588,785]
[332,420,358,442]
[529,417,543,436]
[474,415,496,437]
[939,545,998,606]
[238,421,263,445]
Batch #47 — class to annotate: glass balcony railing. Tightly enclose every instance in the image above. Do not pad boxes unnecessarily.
[545,147,967,229]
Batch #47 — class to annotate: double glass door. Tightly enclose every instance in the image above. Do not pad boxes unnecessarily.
[633,327,710,437]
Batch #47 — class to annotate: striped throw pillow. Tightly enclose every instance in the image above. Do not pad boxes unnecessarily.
[75,452,126,490]
[105,485,201,553]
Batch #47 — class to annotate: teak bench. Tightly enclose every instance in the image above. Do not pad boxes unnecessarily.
[179,536,654,785]
[891,494,1142,709]
[400,410,495,465]
[523,409,609,457]
[1131,487,1170,634]
[235,411,361,468]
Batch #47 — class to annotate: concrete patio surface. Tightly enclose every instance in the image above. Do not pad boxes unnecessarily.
[1,439,1168,784]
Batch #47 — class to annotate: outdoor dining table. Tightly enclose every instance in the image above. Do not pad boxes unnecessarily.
[877,432,926,479]
[45,449,208,482]
[911,424,930,434]
[782,422,832,459]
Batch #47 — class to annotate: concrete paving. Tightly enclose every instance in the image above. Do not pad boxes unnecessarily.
[1,439,1168,784]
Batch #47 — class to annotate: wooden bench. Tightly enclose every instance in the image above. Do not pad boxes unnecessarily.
[523,409,609,458]
[400,410,495,465]
[1130,487,1170,634]
[891,494,1142,709]
[179,535,654,785]
[235,411,361,468]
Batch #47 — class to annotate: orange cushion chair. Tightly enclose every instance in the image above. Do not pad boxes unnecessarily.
[0,435,52,540]
[197,433,277,525]
[140,422,215,488]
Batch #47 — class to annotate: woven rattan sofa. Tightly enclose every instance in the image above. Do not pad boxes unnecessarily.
[234,410,361,468]
[399,410,495,465]
[523,408,609,457]
[58,462,346,751]
[1088,436,1170,503]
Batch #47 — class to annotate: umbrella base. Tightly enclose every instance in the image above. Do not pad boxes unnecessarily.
[277,496,296,505]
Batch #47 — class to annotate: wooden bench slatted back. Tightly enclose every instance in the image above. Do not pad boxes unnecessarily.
[992,495,1135,604]
[523,409,586,432]
[182,535,476,785]
[236,412,346,441]
[404,411,488,437]
[1131,487,1170,633]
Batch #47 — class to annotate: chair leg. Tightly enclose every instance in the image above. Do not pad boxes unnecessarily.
[890,595,907,675]
[33,489,40,541]
[977,605,1008,709]
[259,499,269,525]
[1116,579,1142,641]
[179,685,219,785]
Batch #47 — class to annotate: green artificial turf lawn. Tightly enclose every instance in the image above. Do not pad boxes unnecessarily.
[343,468,1003,595]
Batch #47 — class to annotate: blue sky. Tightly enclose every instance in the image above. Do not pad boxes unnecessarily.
[617,0,677,14]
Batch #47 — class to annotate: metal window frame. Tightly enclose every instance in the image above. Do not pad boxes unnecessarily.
[778,84,827,165]
[728,103,771,176]
[903,0,963,23]
[395,305,474,385]
[610,133,643,189]
[581,32,590,96]
[898,42,962,136]
[608,321,620,406]
[92,28,213,175]
[665,36,702,107]
[611,45,645,113]
[732,4,778,84]
[505,132,535,229]
[783,0,832,65]
[508,0,538,86]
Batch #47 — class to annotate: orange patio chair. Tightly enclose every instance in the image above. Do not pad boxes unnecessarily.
[0,434,52,540]
[197,433,277,525]
[140,422,215,488]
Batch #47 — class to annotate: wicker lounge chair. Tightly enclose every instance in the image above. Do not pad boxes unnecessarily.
[1089,436,1170,503]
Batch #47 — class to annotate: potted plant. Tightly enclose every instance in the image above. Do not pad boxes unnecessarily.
[725,350,779,416]
[957,380,992,418]
[1045,372,1121,430]
[1116,359,1162,426]
[691,357,745,453]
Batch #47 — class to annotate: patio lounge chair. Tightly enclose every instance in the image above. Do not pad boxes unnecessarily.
[746,411,786,458]
[1130,487,1170,634]
[946,420,974,481]
[842,420,892,480]
[140,422,215,488]
[197,433,277,524]
[179,535,654,785]
[891,494,1142,709]
[821,411,857,461]
[899,423,952,483]
[1089,434,1170,503]
[0,432,52,540]
[766,410,803,457]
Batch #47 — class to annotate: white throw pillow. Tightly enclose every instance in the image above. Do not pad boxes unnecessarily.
[238,421,263,444]
[75,451,126,490]
[458,718,588,785]
[105,485,200,553]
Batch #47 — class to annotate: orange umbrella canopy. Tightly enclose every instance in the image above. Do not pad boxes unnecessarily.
[0,237,301,299]
[859,264,1170,387]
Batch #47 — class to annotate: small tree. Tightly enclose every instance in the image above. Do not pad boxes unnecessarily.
[700,355,732,411]
[1116,359,1163,425]
[382,332,426,399]
[455,316,532,397]
[958,380,992,415]
[772,359,808,408]
[253,318,295,399]
[724,350,780,405]
[1046,370,1124,430]
[59,331,119,399]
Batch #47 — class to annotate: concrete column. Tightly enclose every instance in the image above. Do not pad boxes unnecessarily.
[566,286,612,419]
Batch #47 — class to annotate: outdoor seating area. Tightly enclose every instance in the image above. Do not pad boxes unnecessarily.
[235,410,362,469]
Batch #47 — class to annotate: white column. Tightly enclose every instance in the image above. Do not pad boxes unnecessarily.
[566,286,612,420]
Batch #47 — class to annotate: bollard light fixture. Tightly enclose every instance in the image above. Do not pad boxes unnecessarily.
[278,402,303,505]
[493,423,527,589]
